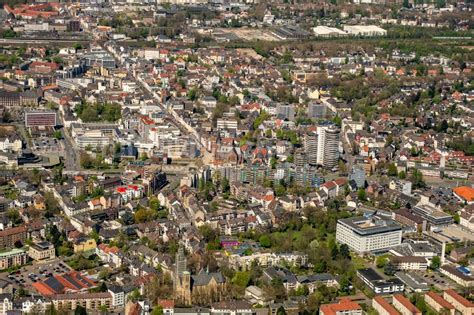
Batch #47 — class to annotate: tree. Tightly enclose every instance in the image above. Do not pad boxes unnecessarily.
[276,306,287,315]
[188,88,198,101]
[410,169,426,189]
[398,171,406,179]
[430,256,441,270]
[232,271,251,287]
[357,188,367,201]
[7,208,21,225]
[151,307,164,315]
[387,163,398,176]
[384,262,397,276]
[376,256,388,268]
[274,184,286,197]
[74,306,87,315]
[259,235,271,248]
[339,244,350,260]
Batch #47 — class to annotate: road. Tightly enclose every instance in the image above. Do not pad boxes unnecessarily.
[59,114,81,172]
[0,38,92,45]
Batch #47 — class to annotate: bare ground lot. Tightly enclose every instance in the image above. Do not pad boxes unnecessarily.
[217,28,281,41]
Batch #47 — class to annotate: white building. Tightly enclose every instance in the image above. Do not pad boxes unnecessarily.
[108,286,125,307]
[313,26,348,38]
[314,125,340,169]
[0,137,22,153]
[336,216,402,253]
[343,25,387,37]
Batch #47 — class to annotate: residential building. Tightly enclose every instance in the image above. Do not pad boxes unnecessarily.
[210,301,252,315]
[443,289,474,315]
[424,291,455,315]
[336,216,402,253]
[51,293,112,311]
[392,294,421,315]
[0,248,28,270]
[0,294,13,315]
[228,252,308,271]
[319,298,362,315]
[108,285,124,308]
[0,226,27,249]
[372,296,400,315]
[304,131,319,166]
[391,209,424,231]
[73,238,97,253]
[317,125,340,169]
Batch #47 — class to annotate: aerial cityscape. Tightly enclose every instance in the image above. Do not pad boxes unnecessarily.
[0,0,472,314]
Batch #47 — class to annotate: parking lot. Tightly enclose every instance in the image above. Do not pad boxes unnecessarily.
[0,258,71,288]
[414,270,454,291]
[32,136,63,152]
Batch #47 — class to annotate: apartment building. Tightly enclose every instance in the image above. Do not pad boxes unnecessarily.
[320,298,362,315]
[51,293,112,311]
[372,296,400,315]
[443,289,474,315]
[424,291,455,315]
[0,248,28,269]
[392,294,421,315]
[336,216,402,253]
[0,226,27,250]
[228,252,308,271]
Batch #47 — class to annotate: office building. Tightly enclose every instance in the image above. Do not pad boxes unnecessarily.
[395,272,429,293]
[25,110,57,127]
[28,241,56,261]
[336,216,402,253]
[357,268,404,295]
[411,205,453,227]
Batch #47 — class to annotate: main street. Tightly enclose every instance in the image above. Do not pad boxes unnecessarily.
[103,42,211,157]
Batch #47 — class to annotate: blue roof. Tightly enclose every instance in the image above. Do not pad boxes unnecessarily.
[457,266,471,275]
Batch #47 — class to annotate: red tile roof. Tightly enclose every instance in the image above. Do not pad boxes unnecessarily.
[444,289,474,308]
[394,294,421,314]
[426,291,454,310]
[320,298,361,315]
[373,296,400,315]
